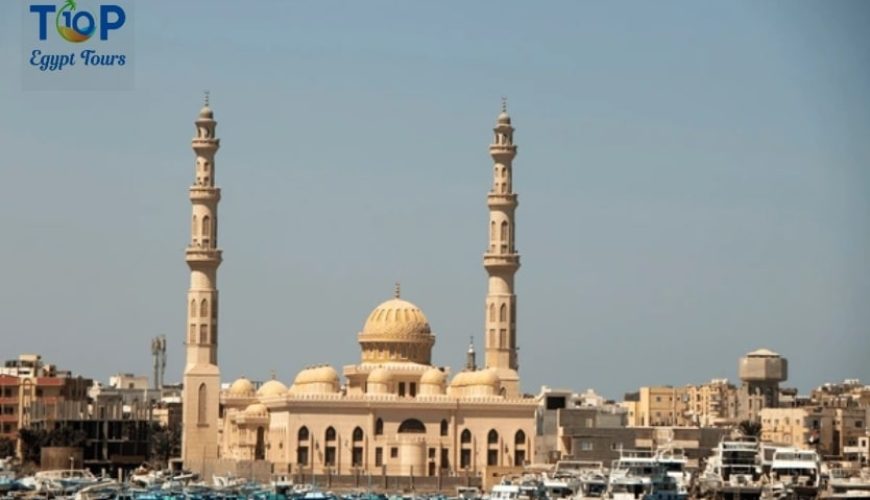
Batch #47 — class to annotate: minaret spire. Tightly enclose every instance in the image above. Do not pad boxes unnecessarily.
[483,100,521,397]
[181,98,222,474]
[466,336,477,371]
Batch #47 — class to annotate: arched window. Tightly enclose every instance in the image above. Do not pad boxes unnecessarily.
[352,427,363,442]
[199,324,208,344]
[440,419,448,437]
[255,426,265,460]
[500,221,508,241]
[461,429,472,444]
[202,215,211,237]
[190,299,196,318]
[488,429,498,445]
[515,430,525,445]
[298,426,309,441]
[375,418,384,436]
[325,427,336,441]
[398,419,426,434]
[490,220,496,240]
[489,303,495,322]
[499,303,507,322]
[197,383,207,424]
[200,298,208,318]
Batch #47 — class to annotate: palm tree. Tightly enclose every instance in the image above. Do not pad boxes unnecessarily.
[738,420,762,438]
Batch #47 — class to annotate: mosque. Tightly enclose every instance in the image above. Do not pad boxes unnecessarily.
[179,98,538,479]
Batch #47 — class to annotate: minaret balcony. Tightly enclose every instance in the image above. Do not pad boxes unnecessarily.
[489,145,517,159]
[483,253,520,269]
[189,186,221,202]
[192,138,220,149]
[185,247,223,264]
[487,193,517,208]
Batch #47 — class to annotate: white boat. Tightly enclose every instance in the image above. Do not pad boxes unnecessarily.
[553,461,607,499]
[654,447,689,496]
[490,483,522,500]
[698,436,764,498]
[768,448,820,499]
[607,450,658,500]
[828,468,870,499]
[457,486,483,500]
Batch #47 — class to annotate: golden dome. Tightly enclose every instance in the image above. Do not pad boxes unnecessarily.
[361,298,431,339]
[257,379,288,397]
[244,403,268,417]
[293,365,339,385]
[420,367,447,385]
[367,367,394,384]
[228,377,255,397]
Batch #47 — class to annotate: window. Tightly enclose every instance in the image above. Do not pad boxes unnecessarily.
[489,303,495,322]
[325,427,336,441]
[375,418,384,436]
[580,440,593,451]
[197,383,207,424]
[398,382,405,397]
[352,446,363,467]
[202,215,211,236]
[200,299,208,318]
[375,447,383,466]
[190,299,196,318]
[487,449,498,466]
[461,429,472,444]
[488,429,498,445]
[325,446,336,466]
[353,427,363,442]
[857,421,864,428]
[499,304,507,322]
[200,324,208,344]
[460,449,471,468]
[429,447,436,459]
[390,447,398,458]
[398,419,426,433]
[298,426,309,441]
[515,430,525,446]
[440,419,448,436]
[409,382,417,397]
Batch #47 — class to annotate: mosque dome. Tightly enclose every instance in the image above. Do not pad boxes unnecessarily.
[449,371,474,388]
[358,287,436,365]
[257,379,288,398]
[497,111,511,125]
[420,367,447,385]
[449,369,499,397]
[367,368,394,384]
[228,377,255,397]
[361,298,431,339]
[244,403,268,417]
[198,106,213,119]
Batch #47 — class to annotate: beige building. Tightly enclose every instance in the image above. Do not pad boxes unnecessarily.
[182,102,538,480]
[760,407,867,457]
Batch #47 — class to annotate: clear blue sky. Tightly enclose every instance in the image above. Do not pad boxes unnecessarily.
[1,1,868,399]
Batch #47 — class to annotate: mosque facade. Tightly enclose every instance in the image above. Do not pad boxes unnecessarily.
[181,101,538,478]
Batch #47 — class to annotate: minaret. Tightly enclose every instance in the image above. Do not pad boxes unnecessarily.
[181,94,222,474]
[466,337,477,371]
[483,99,521,397]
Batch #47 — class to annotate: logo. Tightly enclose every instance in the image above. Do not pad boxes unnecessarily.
[24,0,132,85]
[30,0,125,43]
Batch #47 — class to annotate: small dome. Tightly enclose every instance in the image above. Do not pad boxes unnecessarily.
[361,298,431,339]
[450,369,498,388]
[368,367,394,384]
[198,106,213,119]
[294,365,340,385]
[420,368,447,385]
[747,348,780,358]
[257,379,288,398]
[228,377,255,397]
[497,111,511,125]
[450,371,474,388]
[244,403,268,417]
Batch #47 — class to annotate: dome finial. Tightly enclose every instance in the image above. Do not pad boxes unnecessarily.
[394,282,400,299]
[270,369,276,380]
[204,89,210,107]
[501,96,507,113]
